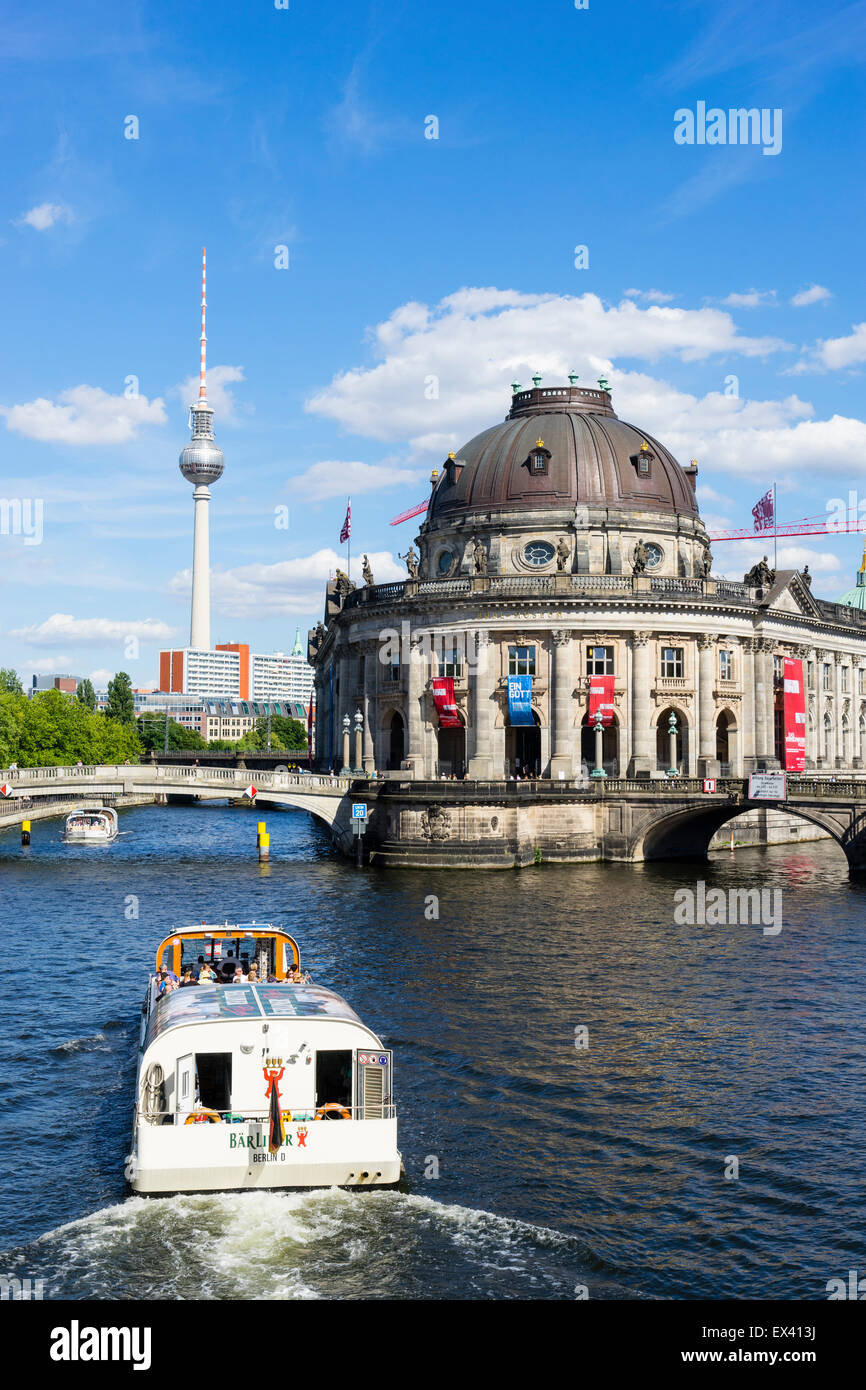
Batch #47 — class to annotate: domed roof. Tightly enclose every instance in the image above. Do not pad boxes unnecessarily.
[837,549,866,610]
[427,383,699,524]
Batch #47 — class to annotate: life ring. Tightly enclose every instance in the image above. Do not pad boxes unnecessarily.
[315,1103,351,1121]
[184,1108,222,1124]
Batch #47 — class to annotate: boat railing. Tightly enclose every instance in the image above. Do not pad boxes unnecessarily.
[138,1104,397,1124]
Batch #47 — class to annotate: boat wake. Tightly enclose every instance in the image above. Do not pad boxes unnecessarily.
[50,1033,110,1056]
[4,1189,613,1300]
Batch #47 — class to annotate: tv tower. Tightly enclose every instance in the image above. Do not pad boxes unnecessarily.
[179,247,224,650]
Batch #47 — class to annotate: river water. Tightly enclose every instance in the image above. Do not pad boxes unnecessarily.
[1,802,864,1300]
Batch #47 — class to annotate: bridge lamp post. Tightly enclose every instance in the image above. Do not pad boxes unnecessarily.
[591,707,607,779]
[667,712,680,777]
[341,714,351,775]
[353,708,364,775]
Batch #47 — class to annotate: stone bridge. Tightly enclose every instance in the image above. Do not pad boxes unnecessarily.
[0,763,356,837]
[3,765,866,872]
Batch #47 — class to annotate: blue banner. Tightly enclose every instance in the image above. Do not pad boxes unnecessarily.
[507,674,534,725]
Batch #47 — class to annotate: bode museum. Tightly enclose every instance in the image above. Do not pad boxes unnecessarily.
[308,379,866,865]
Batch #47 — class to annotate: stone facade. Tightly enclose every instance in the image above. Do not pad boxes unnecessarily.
[310,385,866,786]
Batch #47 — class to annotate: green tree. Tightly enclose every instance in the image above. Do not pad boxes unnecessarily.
[240,713,307,751]
[0,668,23,695]
[13,689,142,767]
[137,714,207,752]
[105,671,134,724]
[0,691,25,765]
[76,678,97,711]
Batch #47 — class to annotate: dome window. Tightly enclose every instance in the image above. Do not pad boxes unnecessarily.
[527,437,551,476]
[437,549,455,576]
[523,540,555,568]
[632,441,654,479]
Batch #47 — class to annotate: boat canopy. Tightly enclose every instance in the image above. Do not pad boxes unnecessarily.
[155,924,300,978]
[144,981,362,1051]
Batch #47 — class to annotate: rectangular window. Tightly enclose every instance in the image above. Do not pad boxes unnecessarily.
[859,668,865,695]
[823,663,832,691]
[807,661,815,690]
[441,649,463,678]
[773,655,783,681]
[388,657,401,683]
[661,647,683,678]
[586,645,614,675]
[508,645,536,676]
[841,667,849,692]
[719,650,733,681]
[533,454,546,472]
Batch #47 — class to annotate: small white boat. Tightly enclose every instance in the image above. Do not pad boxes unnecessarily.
[130,923,401,1194]
[63,806,118,843]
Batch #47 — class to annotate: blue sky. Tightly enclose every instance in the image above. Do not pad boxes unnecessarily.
[2,0,866,688]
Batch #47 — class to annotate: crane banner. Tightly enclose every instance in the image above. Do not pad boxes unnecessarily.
[431,677,461,728]
[588,674,615,727]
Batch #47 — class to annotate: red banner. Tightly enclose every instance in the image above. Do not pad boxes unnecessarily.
[783,657,805,771]
[588,673,615,727]
[431,676,461,728]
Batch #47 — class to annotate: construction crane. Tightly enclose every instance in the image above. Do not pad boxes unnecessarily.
[708,511,866,542]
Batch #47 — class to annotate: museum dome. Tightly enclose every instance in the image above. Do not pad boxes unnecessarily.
[837,547,866,611]
[426,380,700,526]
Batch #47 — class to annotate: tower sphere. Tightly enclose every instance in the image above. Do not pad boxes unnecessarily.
[179,402,225,486]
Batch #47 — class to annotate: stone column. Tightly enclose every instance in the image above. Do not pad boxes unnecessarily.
[627,631,652,777]
[468,631,494,779]
[697,634,720,778]
[755,639,779,768]
[742,639,757,770]
[815,649,827,768]
[361,641,377,773]
[853,657,863,768]
[406,631,426,778]
[835,653,845,768]
[550,629,575,779]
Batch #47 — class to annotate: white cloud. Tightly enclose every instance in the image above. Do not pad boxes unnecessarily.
[814,323,866,369]
[720,289,777,308]
[15,202,73,231]
[715,541,842,585]
[175,364,246,421]
[790,285,832,307]
[0,385,166,444]
[623,288,676,303]
[287,459,429,501]
[306,288,789,458]
[8,614,176,645]
[170,548,407,618]
[88,669,116,688]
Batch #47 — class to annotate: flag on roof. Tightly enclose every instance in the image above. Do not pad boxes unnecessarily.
[339,499,351,543]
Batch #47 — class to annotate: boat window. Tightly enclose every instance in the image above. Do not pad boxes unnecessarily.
[315,1050,352,1109]
[196,1053,232,1112]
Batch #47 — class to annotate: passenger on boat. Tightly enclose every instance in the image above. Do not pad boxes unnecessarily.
[232,966,248,983]
[247,963,260,984]
[157,969,178,996]
[179,968,197,987]
[198,962,216,982]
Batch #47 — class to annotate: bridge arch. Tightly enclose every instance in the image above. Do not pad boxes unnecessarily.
[632,799,858,870]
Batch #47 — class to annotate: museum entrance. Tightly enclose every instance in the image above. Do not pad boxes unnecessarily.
[580,713,619,776]
[387,712,405,770]
[436,723,466,778]
[505,712,541,777]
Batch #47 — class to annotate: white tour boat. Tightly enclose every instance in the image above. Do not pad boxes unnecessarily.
[62,806,119,843]
[130,923,401,1194]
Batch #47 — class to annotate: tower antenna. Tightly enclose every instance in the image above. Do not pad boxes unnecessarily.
[199,246,207,401]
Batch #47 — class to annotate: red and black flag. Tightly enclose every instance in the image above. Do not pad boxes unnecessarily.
[268,1075,285,1154]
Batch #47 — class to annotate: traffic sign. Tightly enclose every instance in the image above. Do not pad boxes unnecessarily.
[352,803,368,819]
[702,778,716,793]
